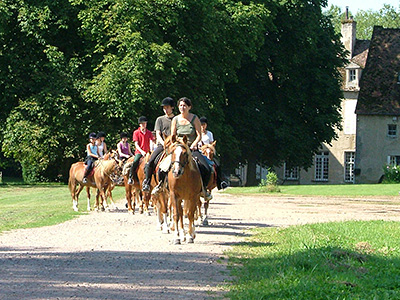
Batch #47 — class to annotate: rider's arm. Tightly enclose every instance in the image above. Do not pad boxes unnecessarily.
[191,116,202,151]
[87,144,99,159]
[171,117,177,137]
[135,141,146,156]
[156,130,164,146]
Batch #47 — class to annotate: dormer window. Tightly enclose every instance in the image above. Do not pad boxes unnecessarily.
[349,69,356,82]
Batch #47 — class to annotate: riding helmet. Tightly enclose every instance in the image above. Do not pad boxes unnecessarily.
[120,132,128,138]
[199,117,208,124]
[96,131,106,138]
[138,116,148,124]
[161,97,175,107]
[89,132,97,139]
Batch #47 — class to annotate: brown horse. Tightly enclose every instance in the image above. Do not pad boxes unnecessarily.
[68,153,122,212]
[199,141,218,225]
[167,135,202,244]
[123,154,154,215]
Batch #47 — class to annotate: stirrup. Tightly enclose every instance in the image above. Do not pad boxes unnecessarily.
[128,178,134,185]
[142,182,150,192]
[82,177,88,183]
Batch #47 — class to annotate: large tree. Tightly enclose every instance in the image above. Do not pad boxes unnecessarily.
[226,0,346,185]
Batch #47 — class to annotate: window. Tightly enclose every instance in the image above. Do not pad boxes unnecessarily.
[344,152,355,183]
[388,155,400,166]
[284,163,299,180]
[388,124,397,138]
[315,151,329,181]
[348,69,356,82]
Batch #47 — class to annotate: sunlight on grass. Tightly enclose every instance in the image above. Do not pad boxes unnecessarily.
[0,184,126,233]
[225,184,400,196]
[226,221,400,299]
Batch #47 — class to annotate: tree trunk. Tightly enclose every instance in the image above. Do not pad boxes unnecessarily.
[246,159,258,186]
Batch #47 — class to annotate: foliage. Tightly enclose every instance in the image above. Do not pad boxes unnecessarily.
[0,0,345,182]
[324,4,400,40]
[259,169,280,193]
[382,164,400,183]
[226,0,346,184]
[225,183,400,196]
[226,220,400,299]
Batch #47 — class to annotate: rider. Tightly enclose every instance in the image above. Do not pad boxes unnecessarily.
[142,97,175,192]
[171,97,213,200]
[128,116,155,185]
[83,132,100,183]
[96,131,108,158]
[199,117,228,190]
[117,132,133,161]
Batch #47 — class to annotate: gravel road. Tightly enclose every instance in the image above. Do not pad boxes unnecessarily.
[1,191,400,300]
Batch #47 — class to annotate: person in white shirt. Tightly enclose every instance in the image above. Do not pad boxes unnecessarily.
[199,117,214,146]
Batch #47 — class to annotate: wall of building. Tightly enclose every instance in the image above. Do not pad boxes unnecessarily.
[355,115,400,183]
[276,95,357,185]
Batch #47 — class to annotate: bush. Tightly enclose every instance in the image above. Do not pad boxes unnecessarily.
[382,164,400,183]
[259,169,281,193]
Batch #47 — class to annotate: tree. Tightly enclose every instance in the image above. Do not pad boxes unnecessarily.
[226,0,346,185]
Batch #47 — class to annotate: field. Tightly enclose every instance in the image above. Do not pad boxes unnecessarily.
[0,182,125,233]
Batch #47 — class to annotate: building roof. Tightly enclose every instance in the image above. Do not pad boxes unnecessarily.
[352,39,369,68]
[356,26,400,115]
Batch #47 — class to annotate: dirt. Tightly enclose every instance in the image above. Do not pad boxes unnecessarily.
[1,191,400,300]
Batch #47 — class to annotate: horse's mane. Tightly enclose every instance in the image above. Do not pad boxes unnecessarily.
[170,137,197,172]
[97,159,116,174]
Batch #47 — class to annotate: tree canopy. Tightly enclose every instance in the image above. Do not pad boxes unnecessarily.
[0,0,345,184]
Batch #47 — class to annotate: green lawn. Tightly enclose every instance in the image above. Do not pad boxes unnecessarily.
[0,184,126,233]
[226,220,400,299]
[225,183,400,196]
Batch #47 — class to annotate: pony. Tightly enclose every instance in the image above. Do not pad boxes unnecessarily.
[167,135,202,244]
[199,141,218,225]
[68,152,122,212]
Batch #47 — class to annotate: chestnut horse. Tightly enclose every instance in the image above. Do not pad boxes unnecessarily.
[123,154,154,215]
[199,141,218,225]
[68,154,122,211]
[167,135,202,244]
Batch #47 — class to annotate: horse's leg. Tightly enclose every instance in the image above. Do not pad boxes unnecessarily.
[160,192,169,234]
[143,192,151,216]
[86,187,92,211]
[125,179,134,214]
[186,198,197,243]
[177,199,185,243]
[74,184,84,211]
[107,184,117,210]
[170,192,180,244]
[202,201,209,226]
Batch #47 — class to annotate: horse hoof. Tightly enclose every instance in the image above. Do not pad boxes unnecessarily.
[129,210,135,215]
[162,228,170,234]
[187,237,194,244]
[73,207,78,212]
[145,211,150,216]
[173,239,181,245]
[202,219,209,226]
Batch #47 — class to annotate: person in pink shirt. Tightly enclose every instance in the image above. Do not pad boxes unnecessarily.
[128,116,155,185]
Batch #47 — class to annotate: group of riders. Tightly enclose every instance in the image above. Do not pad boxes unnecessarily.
[82,96,228,199]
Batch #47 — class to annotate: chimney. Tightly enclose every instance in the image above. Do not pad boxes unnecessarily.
[341,6,356,59]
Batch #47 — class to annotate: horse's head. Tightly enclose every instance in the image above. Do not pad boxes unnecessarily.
[200,140,217,160]
[169,136,190,178]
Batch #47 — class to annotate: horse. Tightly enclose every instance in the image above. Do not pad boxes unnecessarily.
[68,153,122,212]
[167,135,202,244]
[199,141,218,225]
[122,154,154,215]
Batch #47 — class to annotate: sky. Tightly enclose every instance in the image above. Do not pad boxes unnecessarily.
[327,0,399,13]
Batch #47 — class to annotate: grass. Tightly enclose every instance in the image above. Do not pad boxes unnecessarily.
[225,183,400,197]
[0,183,126,234]
[226,220,400,299]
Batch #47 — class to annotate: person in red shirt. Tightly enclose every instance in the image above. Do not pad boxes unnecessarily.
[128,116,155,185]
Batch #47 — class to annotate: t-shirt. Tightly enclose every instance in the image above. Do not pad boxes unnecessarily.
[154,115,174,145]
[201,130,214,145]
[132,128,154,154]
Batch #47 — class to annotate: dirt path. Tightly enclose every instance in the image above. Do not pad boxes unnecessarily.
[1,192,400,299]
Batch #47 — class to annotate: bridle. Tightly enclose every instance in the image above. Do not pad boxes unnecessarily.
[170,143,189,175]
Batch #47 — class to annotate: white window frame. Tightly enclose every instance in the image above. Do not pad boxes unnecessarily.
[315,151,329,181]
[388,155,400,166]
[388,124,397,138]
[344,151,355,183]
[348,69,356,82]
[284,163,299,180]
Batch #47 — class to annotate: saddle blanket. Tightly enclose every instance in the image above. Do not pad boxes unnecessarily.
[159,154,172,172]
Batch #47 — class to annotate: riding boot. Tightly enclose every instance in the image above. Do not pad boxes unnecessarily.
[83,167,90,183]
[142,163,152,192]
[151,170,166,196]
